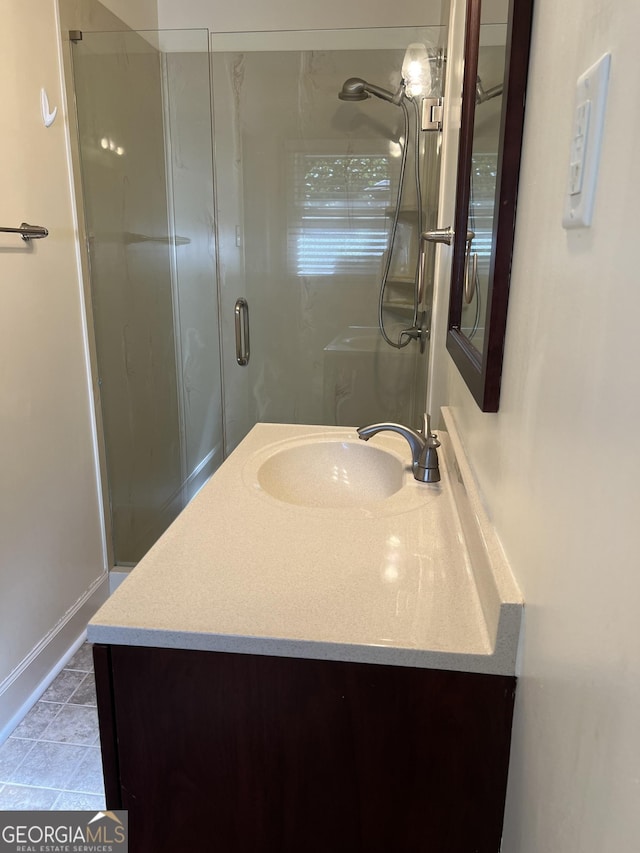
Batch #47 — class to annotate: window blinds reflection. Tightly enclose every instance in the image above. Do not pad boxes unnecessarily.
[289,151,397,277]
[469,152,499,277]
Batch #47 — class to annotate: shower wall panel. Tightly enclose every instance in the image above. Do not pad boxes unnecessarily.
[212,45,427,446]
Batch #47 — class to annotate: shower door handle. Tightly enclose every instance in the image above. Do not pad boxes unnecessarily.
[234,298,250,366]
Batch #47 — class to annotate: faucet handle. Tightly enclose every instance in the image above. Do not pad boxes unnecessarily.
[421,413,440,447]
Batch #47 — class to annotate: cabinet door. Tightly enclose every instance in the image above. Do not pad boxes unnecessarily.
[95,644,516,853]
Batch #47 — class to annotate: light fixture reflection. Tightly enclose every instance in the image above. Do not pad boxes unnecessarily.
[380,533,405,584]
[99,136,125,157]
[402,43,432,98]
[330,464,350,488]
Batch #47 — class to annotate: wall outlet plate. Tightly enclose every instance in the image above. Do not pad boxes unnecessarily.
[562,53,611,229]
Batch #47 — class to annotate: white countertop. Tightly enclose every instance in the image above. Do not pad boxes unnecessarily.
[88,410,523,675]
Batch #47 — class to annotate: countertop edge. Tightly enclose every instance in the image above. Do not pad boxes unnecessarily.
[441,406,523,652]
[86,623,517,676]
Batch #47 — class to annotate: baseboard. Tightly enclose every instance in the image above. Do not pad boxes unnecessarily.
[0,572,109,745]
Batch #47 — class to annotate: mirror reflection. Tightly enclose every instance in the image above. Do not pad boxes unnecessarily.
[460,20,507,354]
[447,0,533,412]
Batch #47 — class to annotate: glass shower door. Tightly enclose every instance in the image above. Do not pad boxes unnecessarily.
[210,27,444,454]
[70,24,445,564]
[71,29,222,564]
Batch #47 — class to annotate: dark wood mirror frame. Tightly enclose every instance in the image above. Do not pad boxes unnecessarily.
[447,0,534,411]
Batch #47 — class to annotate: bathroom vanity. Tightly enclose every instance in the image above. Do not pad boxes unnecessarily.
[89,408,522,852]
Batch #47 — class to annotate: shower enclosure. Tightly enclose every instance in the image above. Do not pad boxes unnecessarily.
[69,24,446,565]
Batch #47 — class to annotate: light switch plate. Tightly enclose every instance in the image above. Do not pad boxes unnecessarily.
[562,53,611,229]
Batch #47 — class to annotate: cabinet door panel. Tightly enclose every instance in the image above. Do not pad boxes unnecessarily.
[97,645,515,853]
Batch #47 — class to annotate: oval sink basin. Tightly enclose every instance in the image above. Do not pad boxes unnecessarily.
[257,441,405,508]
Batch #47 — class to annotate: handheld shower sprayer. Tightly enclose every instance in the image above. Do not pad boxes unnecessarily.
[337,73,427,351]
[338,77,405,106]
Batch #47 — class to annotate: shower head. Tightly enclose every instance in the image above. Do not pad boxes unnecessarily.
[338,77,369,101]
[338,77,403,105]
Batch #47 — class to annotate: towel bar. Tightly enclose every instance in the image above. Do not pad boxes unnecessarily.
[0,223,48,241]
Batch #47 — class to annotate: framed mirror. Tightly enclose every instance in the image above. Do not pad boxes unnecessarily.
[446,0,534,411]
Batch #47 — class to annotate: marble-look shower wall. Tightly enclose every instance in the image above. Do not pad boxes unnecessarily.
[212,46,426,445]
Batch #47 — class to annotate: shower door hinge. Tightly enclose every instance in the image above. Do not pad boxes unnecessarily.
[69,30,83,42]
[421,97,444,131]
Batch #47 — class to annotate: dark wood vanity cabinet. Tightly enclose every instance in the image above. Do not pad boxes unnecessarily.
[94,644,515,853]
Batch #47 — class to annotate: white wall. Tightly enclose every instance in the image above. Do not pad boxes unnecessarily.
[0,1,107,738]
[99,0,158,30]
[158,0,446,32]
[436,0,640,849]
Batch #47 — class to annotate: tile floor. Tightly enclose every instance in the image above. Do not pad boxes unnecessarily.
[0,643,106,810]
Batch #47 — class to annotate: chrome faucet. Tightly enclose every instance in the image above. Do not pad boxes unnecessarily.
[357,414,441,483]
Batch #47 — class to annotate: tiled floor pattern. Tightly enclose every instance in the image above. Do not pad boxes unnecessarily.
[0,643,106,810]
